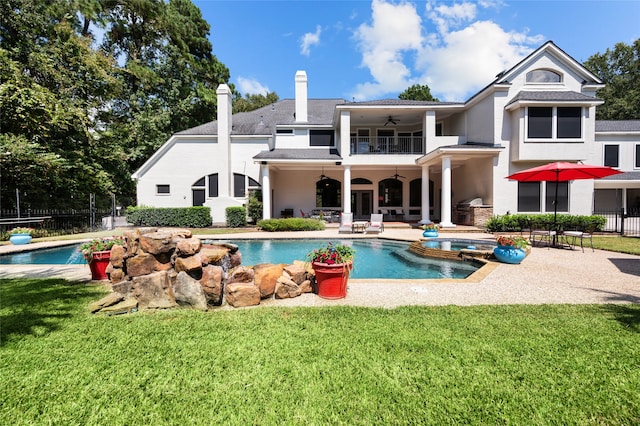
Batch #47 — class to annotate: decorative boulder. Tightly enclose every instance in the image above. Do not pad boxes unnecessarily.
[253,263,284,299]
[126,253,157,277]
[131,271,177,309]
[225,282,260,307]
[200,265,224,306]
[275,274,303,299]
[174,272,208,311]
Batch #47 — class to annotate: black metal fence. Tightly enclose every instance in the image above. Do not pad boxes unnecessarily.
[593,208,640,237]
[0,208,116,235]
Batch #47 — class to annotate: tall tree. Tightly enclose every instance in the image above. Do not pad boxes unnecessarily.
[584,39,640,120]
[398,83,439,102]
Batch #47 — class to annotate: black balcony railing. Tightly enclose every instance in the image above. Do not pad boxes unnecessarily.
[350,136,424,155]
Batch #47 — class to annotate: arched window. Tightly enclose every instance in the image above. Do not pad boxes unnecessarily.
[351,177,372,185]
[526,69,561,83]
[378,178,402,207]
[316,178,341,207]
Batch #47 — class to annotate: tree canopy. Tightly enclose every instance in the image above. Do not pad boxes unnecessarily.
[584,38,640,120]
[398,84,439,102]
[0,0,232,209]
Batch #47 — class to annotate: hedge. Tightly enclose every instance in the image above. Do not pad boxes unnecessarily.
[485,213,606,233]
[257,218,326,232]
[125,206,212,228]
[226,206,247,228]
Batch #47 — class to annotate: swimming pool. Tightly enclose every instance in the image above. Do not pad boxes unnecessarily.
[0,239,480,280]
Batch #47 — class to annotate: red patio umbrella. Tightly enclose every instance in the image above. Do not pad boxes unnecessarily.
[507,161,622,224]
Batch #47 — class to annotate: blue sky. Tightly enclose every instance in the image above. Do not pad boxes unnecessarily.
[193,0,640,102]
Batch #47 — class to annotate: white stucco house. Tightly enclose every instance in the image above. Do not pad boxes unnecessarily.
[132,41,640,227]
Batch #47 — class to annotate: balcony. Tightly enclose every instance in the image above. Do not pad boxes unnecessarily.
[350,136,424,155]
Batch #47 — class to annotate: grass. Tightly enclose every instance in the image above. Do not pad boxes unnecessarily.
[592,236,640,255]
[1,278,639,425]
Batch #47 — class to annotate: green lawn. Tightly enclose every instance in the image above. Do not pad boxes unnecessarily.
[1,278,639,425]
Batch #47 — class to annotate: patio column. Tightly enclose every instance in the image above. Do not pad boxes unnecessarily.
[419,165,431,224]
[261,164,271,220]
[440,156,455,227]
[343,165,351,214]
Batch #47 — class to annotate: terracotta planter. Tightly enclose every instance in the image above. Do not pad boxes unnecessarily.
[312,261,352,299]
[88,250,111,280]
[493,245,526,264]
[9,233,32,245]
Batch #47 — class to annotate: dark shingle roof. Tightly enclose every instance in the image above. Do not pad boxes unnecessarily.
[351,98,460,106]
[600,171,640,181]
[595,120,640,132]
[253,148,342,161]
[177,99,347,136]
[506,91,601,107]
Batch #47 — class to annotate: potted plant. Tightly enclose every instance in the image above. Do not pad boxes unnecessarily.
[79,236,125,280]
[421,223,439,238]
[9,227,34,245]
[493,235,530,264]
[306,242,355,299]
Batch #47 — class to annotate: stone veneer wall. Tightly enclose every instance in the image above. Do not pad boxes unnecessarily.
[90,228,315,314]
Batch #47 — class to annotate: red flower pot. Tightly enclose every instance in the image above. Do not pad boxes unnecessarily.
[88,250,111,280]
[312,261,352,299]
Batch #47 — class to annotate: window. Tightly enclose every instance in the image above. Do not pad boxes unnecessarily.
[248,176,261,187]
[604,145,619,168]
[378,178,402,207]
[156,184,170,195]
[528,107,552,138]
[545,182,568,213]
[557,107,581,138]
[518,182,540,211]
[233,173,245,197]
[208,174,218,197]
[276,128,293,134]
[310,129,334,146]
[351,178,372,185]
[526,69,562,83]
[527,107,582,139]
[316,178,341,207]
[635,145,640,168]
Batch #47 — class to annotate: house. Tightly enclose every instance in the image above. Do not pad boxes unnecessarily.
[132,41,640,227]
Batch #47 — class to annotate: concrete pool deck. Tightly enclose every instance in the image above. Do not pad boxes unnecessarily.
[0,227,639,308]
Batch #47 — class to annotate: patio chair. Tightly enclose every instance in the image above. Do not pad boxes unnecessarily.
[562,222,595,252]
[365,214,384,233]
[529,221,557,248]
[338,213,354,233]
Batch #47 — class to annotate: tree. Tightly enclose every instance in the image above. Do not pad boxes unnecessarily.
[233,92,279,113]
[584,39,640,120]
[398,84,439,102]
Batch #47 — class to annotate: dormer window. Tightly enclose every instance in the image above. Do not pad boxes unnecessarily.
[526,69,562,83]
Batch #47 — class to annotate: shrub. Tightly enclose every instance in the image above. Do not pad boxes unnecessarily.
[247,190,263,224]
[486,214,606,233]
[258,218,325,232]
[226,206,247,228]
[126,206,211,227]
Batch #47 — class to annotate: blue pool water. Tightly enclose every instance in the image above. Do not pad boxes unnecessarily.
[0,239,480,279]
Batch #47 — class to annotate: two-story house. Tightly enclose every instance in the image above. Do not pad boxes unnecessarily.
[132,41,640,226]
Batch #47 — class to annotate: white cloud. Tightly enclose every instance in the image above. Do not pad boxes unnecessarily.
[351,0,543,101]
[351,0,423,100]
[300,25,322,56]
[237,77,270,95]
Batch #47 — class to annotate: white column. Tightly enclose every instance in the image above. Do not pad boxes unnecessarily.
[424,111,436,153]
[440,156,455,227]
[261,164,271,220]
[419,165,431,224]
[216,84,233,197]
[343,165,351,214]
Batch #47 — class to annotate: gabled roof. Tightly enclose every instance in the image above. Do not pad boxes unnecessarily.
[176,99,347,136]
[350,99,460,106]
[595,120,640,132]
[466,40,604,105]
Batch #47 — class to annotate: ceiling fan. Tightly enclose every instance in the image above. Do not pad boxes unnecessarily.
[384,116,400,126]
[390,167,406,180]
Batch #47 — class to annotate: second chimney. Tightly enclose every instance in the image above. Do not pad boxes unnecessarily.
[295,70,308,123]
